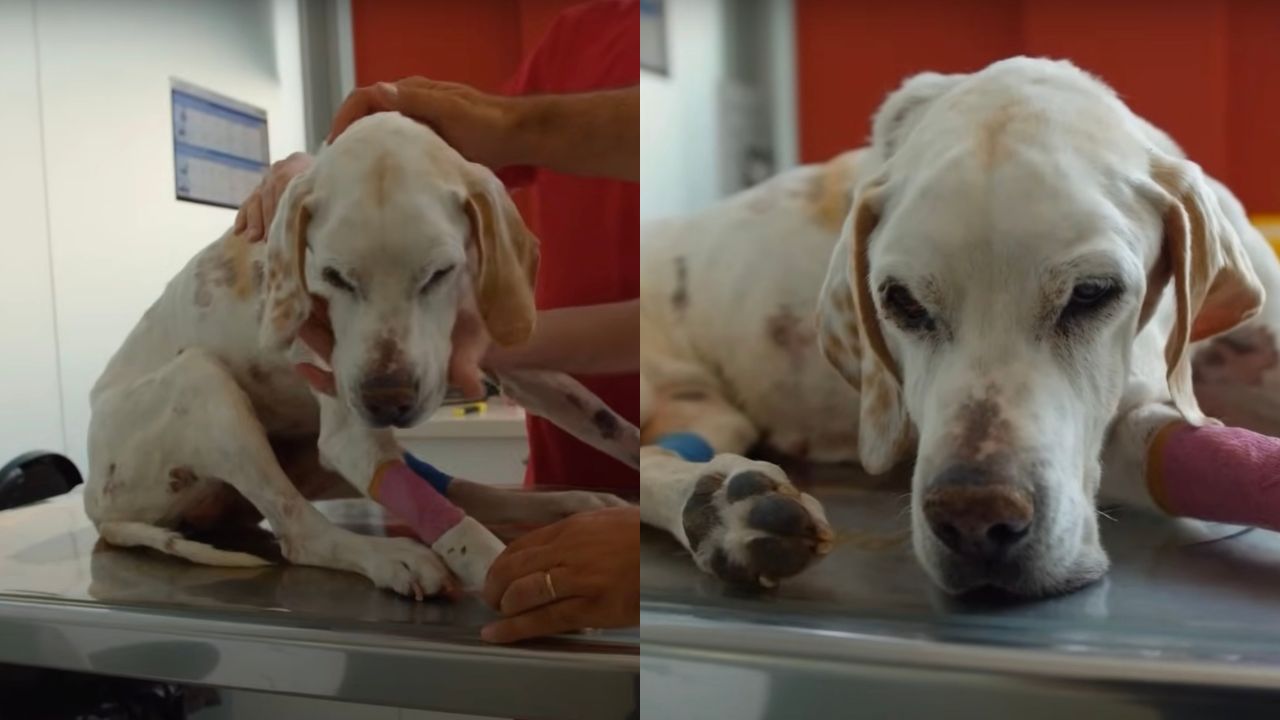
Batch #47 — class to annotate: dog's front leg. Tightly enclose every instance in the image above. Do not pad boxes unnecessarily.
[640,447,835,588]
[315,396,505,589]
[1102,401,1280,531]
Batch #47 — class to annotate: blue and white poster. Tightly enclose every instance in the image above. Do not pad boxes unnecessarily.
[171,79,269,209]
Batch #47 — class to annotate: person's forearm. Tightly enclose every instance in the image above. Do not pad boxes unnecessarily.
[487,299,639,375]
[510,87,639,182]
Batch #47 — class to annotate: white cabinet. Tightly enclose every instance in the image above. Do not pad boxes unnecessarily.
[395,404,529,486]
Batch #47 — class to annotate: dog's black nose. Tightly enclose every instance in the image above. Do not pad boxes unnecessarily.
[360,373,419,427]
[923,465,1033,562]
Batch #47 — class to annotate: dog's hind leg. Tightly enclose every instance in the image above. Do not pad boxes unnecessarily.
[87,348,450,599]
[639,359,835,588]
[97,521,269,567]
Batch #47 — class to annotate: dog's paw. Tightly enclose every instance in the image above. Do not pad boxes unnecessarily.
[682,462,833,588]
[352,535,452,600]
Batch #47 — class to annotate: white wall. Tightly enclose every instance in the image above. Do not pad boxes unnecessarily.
[639,0,727,222]
[0,0,66,465]
[0,0,307,471]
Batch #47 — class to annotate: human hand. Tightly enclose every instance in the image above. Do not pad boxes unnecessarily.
[327,78,528,170]
[233,152,313,242]
[480,506,639,644]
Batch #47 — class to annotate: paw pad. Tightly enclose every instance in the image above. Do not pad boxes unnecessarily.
[681,467,833,588]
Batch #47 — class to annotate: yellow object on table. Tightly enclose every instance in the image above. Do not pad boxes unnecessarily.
[450,401,488,417]
[1252,214,1280,259]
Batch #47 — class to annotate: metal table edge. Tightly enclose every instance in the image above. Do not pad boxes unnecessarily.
[0,595,639,719]
[639,608,1280,693]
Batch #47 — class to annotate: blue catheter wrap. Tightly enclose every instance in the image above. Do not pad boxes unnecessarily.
[654,432,716,463]
[402,452,453,495]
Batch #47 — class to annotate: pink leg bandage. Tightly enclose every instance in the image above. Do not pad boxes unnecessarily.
[370,462,504,590]
[1147,422,1280,532]
[370,462,465,544]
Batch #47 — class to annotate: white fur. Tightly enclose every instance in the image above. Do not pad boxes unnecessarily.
[640,57,1280,596]
[85,113,635,598]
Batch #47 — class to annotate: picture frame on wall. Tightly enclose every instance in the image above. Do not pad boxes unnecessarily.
[640,0,667,75]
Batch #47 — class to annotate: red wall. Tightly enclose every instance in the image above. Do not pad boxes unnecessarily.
[795,0,1280,212]
[350,0,582,90]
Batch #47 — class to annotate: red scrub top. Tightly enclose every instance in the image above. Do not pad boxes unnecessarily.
[500,1,639,492]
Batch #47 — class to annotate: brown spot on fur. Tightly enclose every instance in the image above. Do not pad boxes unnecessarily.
[975,101,1045,170]
[766,306,815,367]
[805,157,855,233]
[107,462,116,478]
[248,363,271,385]
[1198,348,1227,367]
[193,236,250,307]
[1194,327,1279,387]
[222,232,256,300]
[193,258,214,308]
[370,335,405,375]
[370,152,398,208]
[832,290,853,313]
[953,394,1014,465]
[592,409,621,440]
[864,368,896,420]
[164,535,178,552]
[564,392,587,411]
[672,256,689,312]
[168,466,198,493]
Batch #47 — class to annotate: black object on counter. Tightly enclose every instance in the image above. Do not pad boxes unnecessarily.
[0,451,83,511]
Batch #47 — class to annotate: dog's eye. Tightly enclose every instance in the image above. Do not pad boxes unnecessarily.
[419,265,456,295]
[882,282,934,332]
[1060,279,1120,322]
[322,267,355,293]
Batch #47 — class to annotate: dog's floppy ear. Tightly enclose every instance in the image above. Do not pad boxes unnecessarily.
[817,179,913,474]
[459,165,540,347]
[259,172,314,350]
[871,71,963,162]
[1145,153,1265,424]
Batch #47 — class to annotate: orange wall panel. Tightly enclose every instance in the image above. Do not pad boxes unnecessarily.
[1021,0,1230,179]
[795,0,1280,212]
[351,0,522,91]
[795,0,1022,165]
[1225,0,1280,212]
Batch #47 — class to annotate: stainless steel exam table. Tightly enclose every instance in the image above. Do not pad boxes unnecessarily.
[0,492,638,720]
[641,461,1280,719]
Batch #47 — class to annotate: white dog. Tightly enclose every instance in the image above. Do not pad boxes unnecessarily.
[640,57,1280,596]
[86,113,637,597]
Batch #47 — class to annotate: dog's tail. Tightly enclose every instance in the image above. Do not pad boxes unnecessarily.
[98,521,271,567]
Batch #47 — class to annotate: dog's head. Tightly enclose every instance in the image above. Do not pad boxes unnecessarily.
[259,113,538,428]
[819,57,1263,596]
